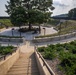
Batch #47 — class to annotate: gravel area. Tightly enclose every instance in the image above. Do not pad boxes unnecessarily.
[46,58,64,75]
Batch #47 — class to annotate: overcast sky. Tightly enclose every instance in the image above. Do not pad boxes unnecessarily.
[53,0,76,16]
[0,0,76,16]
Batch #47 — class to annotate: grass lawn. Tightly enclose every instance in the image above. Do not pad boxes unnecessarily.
[36,20,76,38]
[0,19,13,28]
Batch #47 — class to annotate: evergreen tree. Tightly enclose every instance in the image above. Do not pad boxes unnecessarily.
[68,8,76,19]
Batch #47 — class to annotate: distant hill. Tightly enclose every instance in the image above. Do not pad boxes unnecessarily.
[0,16,9,19]
[52,14,68,18]
[51,14,72,20]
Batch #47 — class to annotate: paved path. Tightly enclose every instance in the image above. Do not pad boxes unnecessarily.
[0,26,57,40]
[6,41,40,75]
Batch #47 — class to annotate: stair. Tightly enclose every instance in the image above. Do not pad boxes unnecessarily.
[6,52,40,75]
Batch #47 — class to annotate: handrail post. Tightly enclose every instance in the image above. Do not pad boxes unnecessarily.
[43,60,45,66]
[4,55,6,60]
[36,48,55,75]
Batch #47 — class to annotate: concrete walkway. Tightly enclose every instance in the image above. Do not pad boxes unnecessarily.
[6,41,40,75]
[0,26,57,40]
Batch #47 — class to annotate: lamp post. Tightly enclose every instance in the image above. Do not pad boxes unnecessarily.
[20,31,22,37]
[43,28,46,35]
[11,28,14,36]
[58,20,63,40]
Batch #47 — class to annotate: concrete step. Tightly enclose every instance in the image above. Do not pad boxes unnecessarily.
[6,72,39,75]
[9,67,38,71]
[8,69,39,73]
[6,52,40,75]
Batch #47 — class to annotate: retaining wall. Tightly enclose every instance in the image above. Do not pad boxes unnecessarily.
[0,37,25,43]
[35,51,55,75]
[0,48,20,75]
[33,32,76,43]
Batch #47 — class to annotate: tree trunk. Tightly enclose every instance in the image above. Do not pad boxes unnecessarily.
[39,25,41,34]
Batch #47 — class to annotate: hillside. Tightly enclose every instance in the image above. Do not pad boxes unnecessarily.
[0,19,13,28]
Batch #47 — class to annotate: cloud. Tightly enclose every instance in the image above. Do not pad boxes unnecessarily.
[53,1,68,7]
[52,0,76,16]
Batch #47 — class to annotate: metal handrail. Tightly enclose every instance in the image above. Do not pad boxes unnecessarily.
[35,48,55,75]
[0,49,17,61]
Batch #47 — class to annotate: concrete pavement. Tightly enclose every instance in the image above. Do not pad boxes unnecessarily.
[0,26,57,40]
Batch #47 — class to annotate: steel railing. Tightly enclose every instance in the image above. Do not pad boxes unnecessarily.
[35,46,55,75]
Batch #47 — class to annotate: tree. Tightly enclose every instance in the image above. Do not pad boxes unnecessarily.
[5,0,27,27]
[68,8,76,18]
[6,0,54,30]
[10,6,27,27]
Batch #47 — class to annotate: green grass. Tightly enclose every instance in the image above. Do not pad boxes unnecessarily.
[47,19,60,26]
[36,20,76,38]
[0,19,13,28]
[56,20,76,34]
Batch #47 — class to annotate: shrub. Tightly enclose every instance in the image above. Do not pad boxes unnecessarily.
[6,46,14,49]
[63,44,73,50]
[2,48,13,55]
[38,41,76,75]
[59,54,76,75]
[60,58,72,67]
[56,46,64,51]
[48,44,56,49]
[59,51,71,60]
[43,47,56,60]
[43,51,56,60]
[70,41,76,46]
[38,46,45,52]
[0,46,14,55]
[56,43,63,47]
[70,46,76,54]
[62,43,68,48]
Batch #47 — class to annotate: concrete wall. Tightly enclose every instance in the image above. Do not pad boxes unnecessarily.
[0,48,20,75]
[0,28,6,32]
[35,51,55,75]
[33,32,76,43]
[0,37,25,43]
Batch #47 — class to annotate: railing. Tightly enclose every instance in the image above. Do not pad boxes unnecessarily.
[35,46,55,75]
[0,49,17,61]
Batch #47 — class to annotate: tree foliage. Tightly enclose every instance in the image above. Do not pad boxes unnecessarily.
[5,0,54,29]
[10,6,27,27]
[68,8,76,18]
